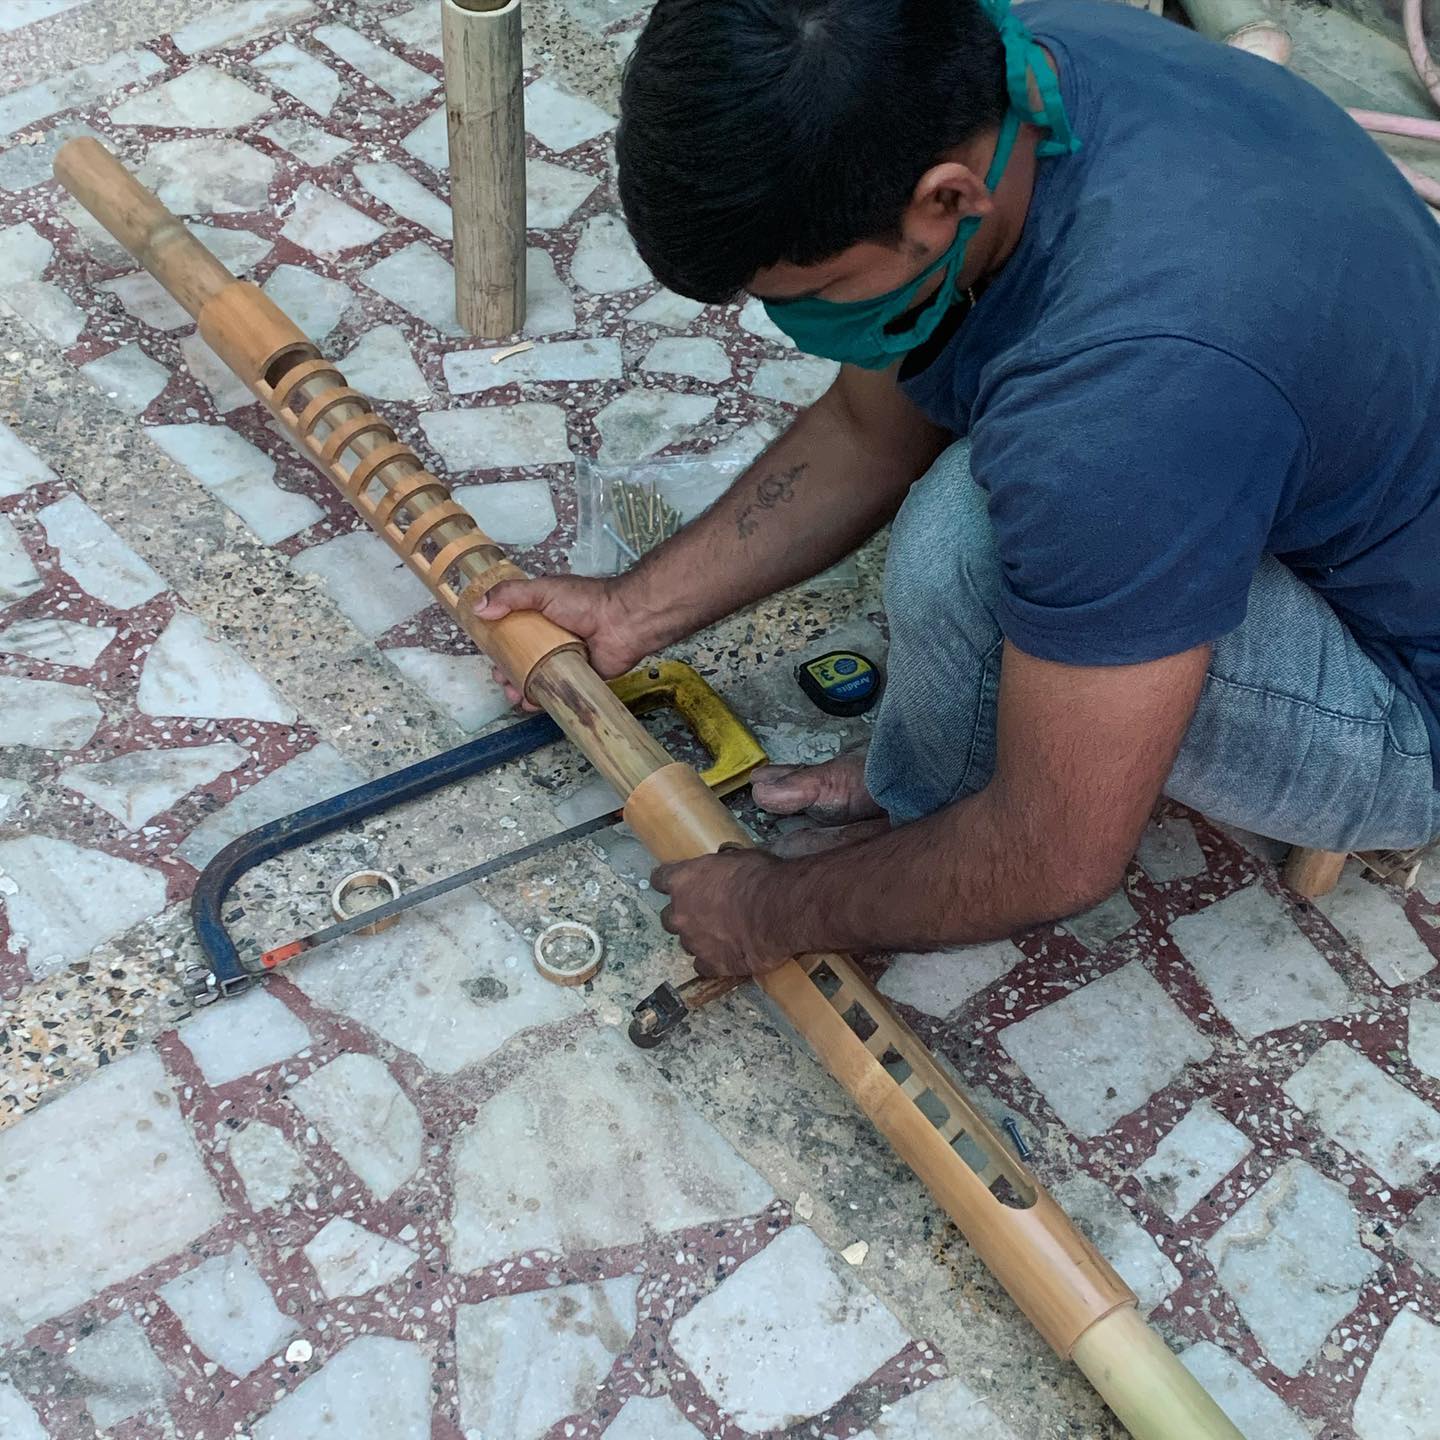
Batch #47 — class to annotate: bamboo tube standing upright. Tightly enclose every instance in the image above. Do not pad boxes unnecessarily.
[441,0,526,336]
[53,138,1246,1440]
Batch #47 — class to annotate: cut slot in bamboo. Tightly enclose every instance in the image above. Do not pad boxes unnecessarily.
[52,137,1243,1440]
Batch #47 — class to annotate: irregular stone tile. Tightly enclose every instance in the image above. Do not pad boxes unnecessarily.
[1353,1309,1440,1440]
[0,1382,45,1440]
[420,403,571,470]
[251,41,342,117]
[290,531,432,637]
[1178,1342,1310,1440]
[0,676,101,750]
[314,23,437,104]
[0,516,41,603]
[0,615,115,667]
[227,1121,316,1211]
[303,1217,416,1299]
[399,106,445,170]
[570,213,651,294]
[0,834,166,973]
[562,0,652,34]
[97,270,192,330]
[444,337,620,395]
[629,288,706,328]
[1206,1160,1377,1375]
[451,479,557,546]
[253,1336,430,1440]
[4,281,84,345]
[0,1050,226,1340]
[339,324,429,401]
[455,1278,638,1440]
[1316,869,1436,985]
[1000,962,1212,1137]
[1136,814,1207,882]
[385,647,508,730]
[751,355,842,406]
[877,940,1023,1017]
[109,66,272,128]
[172,0,315,55]
[289,1053,421,1200]
[0,0,86,30]
[1135,1103,1252,1219]
[527,156,598,228]
[606,1396,704,1440]
[524,75,616,152]
[1169,883,1353,1039]
[261,265,354,343]
[142,138,276,215]
[259,117,353,166]
[1063,888,1140,951]
[353,159,451,238]
[61,741,246,829]
[178,332,256,413]
[362,239,461,335]
[594,388,716,464]
[670,1227,909,1431]
[739,295,795,347]
[0,417,58,498]
[68,1313,172,1429]
[292,888,578,1074]
[78,342,169,415]
[854,1377,1017,1440]
[1050,1173,1181,1311]
[178,744,364,868]
[160,1244,296,1377]
[0,47,164,138]
[280,182,386,256]
[138,610,295,722]
[381,1,442,58]
[0,220,52,280]
[0,122,104,194]
[451,1033,773,1267]
[525,246,577,336]
[642,336,731,383]
[1395,1194,1440,1276]
[181,988,310,1086]
[1283,1039,1440,1187]
[1410,997,1440,1079]
[148,421,322,544]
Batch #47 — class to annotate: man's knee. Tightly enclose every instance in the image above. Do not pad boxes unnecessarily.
[884,441,1001,633]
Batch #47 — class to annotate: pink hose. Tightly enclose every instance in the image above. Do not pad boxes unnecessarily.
[1405,0,1440,110]
[1348,106,1440,141]
[1392,156,1440,205]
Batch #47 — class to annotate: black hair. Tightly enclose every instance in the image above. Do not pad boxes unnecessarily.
[616,0,1008,303]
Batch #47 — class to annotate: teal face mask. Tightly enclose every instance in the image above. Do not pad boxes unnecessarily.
[761,0,1080,371]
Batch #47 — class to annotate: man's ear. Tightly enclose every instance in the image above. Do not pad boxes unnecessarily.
[909,160,993,226]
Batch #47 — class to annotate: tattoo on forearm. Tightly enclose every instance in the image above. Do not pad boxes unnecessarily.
[735,463,806,539]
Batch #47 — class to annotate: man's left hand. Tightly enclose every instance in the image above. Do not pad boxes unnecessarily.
[651,849,793,976]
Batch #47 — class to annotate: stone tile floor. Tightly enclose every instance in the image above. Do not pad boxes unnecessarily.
[0,0,1437,1436]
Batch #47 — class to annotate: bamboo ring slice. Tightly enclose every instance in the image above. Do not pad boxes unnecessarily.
[330,870,402,936]
[532,921,604,986]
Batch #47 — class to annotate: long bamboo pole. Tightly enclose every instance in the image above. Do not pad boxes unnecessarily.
[54,139,1244,1440]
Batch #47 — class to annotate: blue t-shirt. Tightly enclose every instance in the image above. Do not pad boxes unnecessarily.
[899,0,1440,784]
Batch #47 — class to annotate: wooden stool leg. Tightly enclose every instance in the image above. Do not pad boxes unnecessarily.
[1283,846,1348,898]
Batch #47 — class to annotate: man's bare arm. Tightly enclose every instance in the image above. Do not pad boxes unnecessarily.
[656,644,1213,971]
[476,366,949,680]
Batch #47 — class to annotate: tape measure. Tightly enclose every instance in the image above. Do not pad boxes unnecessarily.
[795,650,882,717]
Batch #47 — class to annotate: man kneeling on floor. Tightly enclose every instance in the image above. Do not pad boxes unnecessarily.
[477,0,1440,975]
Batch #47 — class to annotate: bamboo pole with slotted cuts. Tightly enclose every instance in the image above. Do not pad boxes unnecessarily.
[54,137,1244,1440]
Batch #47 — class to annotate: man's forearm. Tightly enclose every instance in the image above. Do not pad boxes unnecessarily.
[750,785,1109,957]
[618,372,948,649]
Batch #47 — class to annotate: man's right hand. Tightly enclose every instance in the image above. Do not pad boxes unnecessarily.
[473,575,657,707]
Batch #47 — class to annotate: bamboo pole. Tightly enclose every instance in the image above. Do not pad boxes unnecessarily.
[441,0,527,337]
[1283,845,1348,898]
[54,138,1243,1440]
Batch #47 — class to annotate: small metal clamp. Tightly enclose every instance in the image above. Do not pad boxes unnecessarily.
[532,920,604,986]
[330,870,403,936]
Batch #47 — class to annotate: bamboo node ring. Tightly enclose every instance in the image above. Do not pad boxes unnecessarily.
[330,870,403,936]
[532,920,604,986]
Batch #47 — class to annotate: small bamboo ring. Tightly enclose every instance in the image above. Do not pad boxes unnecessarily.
[330,870,402,936]
[532,921,604,986]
